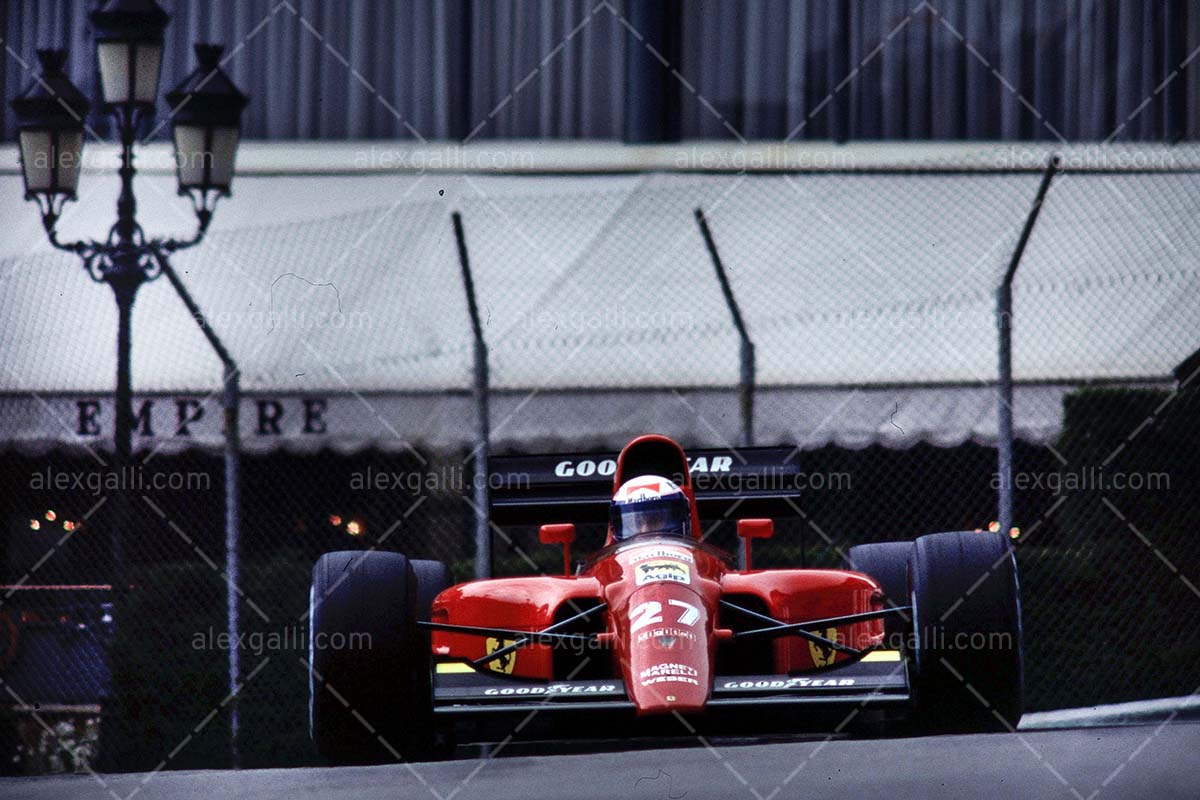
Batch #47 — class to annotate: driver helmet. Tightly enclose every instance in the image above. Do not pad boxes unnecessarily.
[610,475,691,541]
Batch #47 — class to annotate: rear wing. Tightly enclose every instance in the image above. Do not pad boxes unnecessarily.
[489,447,804,525]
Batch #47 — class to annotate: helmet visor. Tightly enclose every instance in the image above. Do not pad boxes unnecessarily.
[610,493,690,541]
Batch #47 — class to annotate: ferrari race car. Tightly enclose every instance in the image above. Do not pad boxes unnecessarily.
[308,435,1023,763]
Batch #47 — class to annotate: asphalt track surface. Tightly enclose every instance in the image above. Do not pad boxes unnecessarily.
[4,723,1197,800]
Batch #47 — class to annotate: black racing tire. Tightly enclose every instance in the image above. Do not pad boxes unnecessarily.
[409,559,453,621]
[309,551,432,764]
[908,531,1023,733]
[844,542,912,644]
[409,559,455,757]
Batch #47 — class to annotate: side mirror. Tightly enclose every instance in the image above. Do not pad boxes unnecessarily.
[737,519,774,540]
[736,518,773,570]
[540,523,576,576]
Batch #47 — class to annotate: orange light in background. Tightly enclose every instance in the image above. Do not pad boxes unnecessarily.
[29,519,40,531]
[346,520,363,537]
[63,520,77,532]
[987,521,1000,533]
[1009,526,1020,539]
[45,510,57,522]
[328,514,342,527]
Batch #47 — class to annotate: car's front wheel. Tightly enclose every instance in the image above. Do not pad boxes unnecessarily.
[309,551,432,764]
[907,531,1023,733]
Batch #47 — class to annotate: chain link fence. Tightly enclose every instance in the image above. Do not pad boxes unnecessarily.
[2,162,1198,773]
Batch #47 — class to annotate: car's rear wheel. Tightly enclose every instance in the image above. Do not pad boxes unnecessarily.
[410,559,452,621]
[907,531,1023,733]
[408,559,455,756]
[844,542,912,644]
[309,551,432,764]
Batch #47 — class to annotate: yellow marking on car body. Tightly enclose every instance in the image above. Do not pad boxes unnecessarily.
[861,650,901,662]
[436,662,477,674]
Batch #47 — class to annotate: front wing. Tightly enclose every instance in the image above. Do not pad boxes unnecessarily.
[433,650,909,716]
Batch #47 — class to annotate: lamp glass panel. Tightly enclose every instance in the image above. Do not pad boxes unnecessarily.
[55,130,84,194]
[18,130,53,192]
[172,125,206,187]
[97,42,131,104]
[56,130,84,193]
[208,127,239,189]
[133,43,162,104]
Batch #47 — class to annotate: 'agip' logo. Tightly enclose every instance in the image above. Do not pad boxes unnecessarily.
[635,559,691,586]
[808,628,840,668]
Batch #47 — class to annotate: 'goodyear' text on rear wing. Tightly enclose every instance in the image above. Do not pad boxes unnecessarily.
[489,446,805,524]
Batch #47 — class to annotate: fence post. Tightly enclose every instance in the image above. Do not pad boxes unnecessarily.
[222,366,241,767]
[695,208,756,570]
[997,155,1059,537]
[452,212,492,579]
[695,208,756,449]
[156,254,242,768]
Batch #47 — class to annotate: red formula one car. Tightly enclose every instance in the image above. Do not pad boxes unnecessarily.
[308,435,1023,763]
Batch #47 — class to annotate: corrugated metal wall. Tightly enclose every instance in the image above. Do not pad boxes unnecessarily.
[3,0,1198,142]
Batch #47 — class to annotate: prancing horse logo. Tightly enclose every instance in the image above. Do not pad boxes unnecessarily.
[808,628,840,668]
[485,637,516,674]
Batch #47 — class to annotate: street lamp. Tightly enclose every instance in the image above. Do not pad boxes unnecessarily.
[11,49,89,210]
[9,0,249,584]
[91,0,168,109]
[167,44,248,210]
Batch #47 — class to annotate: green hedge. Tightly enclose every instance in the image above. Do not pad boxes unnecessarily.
[1020,386,1200,709]
[101,552,320,771]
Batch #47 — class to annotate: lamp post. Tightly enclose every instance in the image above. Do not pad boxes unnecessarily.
[9,1,247,597]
